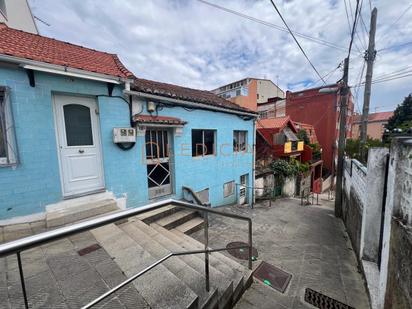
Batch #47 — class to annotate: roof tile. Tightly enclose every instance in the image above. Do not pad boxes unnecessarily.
[0,23,133,78]
[132,78,255,113]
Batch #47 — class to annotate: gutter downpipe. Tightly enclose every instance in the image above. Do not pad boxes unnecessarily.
[124,90,258,118]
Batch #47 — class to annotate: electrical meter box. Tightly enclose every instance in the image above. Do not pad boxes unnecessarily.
[113,128,136,143]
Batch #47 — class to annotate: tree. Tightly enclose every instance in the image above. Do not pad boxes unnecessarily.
[386,94,412,131]
[345,138,383,162]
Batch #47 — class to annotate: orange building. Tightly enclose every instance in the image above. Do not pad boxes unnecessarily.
[351,111,393,140]
[212,78,284,112]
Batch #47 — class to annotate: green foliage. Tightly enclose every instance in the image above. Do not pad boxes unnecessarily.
[297,129,310,144]
[386,94,412,131]
[345,138,384,161]
[270,158,310,184]
[308,143,321,157]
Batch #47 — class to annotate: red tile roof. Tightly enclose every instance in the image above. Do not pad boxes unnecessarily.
[133,115,187,126]
[352,111,394,123]
[0,23,133,78]
[257,116,296,131]
[132,78,255,113]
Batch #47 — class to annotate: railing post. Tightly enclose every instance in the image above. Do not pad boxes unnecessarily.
[17,252,29,309]
[248,219,253,270]
[204,208,210,292]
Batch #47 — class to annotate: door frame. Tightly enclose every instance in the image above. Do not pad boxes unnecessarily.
[52,93,105,198]
[145,128,174,199]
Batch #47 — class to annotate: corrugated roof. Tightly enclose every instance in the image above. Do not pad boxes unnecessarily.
[0,23,133,78]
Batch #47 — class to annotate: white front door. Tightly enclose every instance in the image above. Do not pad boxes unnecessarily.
[239,174,248,205]
[54,95,105,197]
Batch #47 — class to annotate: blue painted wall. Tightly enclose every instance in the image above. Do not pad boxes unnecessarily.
[0,65,254,220]
[132,98,254,207]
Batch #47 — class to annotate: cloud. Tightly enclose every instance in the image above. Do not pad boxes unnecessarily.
[29,0,412,111]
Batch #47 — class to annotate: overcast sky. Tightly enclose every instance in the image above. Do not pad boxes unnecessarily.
[29,0,412,113]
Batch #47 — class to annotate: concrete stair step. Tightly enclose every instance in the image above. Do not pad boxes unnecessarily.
[156,209,199,230]
[46,199,118,228]
[120,221,219,309]
[131,220,234,309]
[91,224,199,309]
[171,229,254,293]
[136,205,180,224]
[152,224,252,305]
[176,217,204,235]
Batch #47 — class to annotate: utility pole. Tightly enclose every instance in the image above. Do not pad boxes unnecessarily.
[359,8,378,162]
[335,57,349,218]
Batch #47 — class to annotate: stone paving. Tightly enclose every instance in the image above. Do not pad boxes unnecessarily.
[192,197,371,309]
[0,196,370,308]
[0,222,149,308]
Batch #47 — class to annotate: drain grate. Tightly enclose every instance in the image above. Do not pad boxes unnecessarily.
[77,243,101,256]
[304,288,355,309]
[226,241,258,260]
[253,261,292,293]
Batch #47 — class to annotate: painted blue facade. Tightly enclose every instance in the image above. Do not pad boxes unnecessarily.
[0,65,254,220]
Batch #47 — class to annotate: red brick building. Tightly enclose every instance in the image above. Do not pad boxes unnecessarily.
[285,83,354,173]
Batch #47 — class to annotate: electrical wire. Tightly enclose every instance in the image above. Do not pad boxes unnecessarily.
[196,0,350,52]
[348,0,361,58]
[378,40,412,53]
[378,3,412,44]
[268,0,326,84]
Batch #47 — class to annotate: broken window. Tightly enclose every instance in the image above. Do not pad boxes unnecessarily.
[223,181,235,197]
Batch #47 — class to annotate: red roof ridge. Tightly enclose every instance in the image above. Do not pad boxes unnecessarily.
[112,54,134,78]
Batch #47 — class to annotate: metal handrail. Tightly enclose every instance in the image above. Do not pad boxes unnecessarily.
[83,245,249,309]
[0,198,252,308]
[182,186,209,206]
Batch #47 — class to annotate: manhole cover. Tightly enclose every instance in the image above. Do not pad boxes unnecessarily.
[304,288,355,309]
[77,243,101,256]
[253,261,292,293]
[226,241,258,260]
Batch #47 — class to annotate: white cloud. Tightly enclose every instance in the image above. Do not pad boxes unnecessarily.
[29,0,412,111]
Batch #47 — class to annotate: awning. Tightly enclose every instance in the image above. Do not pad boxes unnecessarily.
[133,114,187,127]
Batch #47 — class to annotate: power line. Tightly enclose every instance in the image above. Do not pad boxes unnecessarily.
[378,3,412,43]
[378,40,412,52]
[352,71,412,86]
[268,0,326,84]
[348,0,361,58]
[196,0,350,52]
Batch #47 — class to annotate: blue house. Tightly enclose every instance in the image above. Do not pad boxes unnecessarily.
[0,23,256,223]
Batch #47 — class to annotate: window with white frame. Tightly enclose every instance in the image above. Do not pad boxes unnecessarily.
[0,86,18,166]
[192,129,216,157]
[233,130,247,152]
[223,181,235,197]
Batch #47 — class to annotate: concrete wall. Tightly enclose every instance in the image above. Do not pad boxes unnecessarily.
[380,138,412,308]
[360,148,388,263]
[283,176,296,197]
[384,219,412,308]
[0,0,38,34]
[352,120,388,140]
[256,79,284,103]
